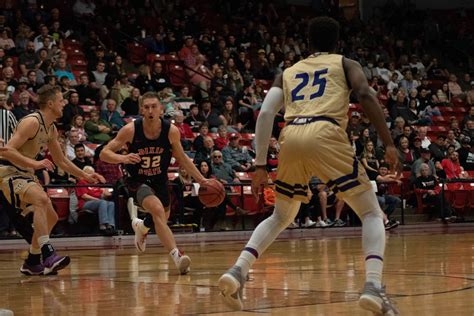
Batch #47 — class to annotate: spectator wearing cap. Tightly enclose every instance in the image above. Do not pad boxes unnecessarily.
[410,147,436,183]
[222,133,255,172]
[347,111,363,139]
[458,136,474,171]
[428,135,447,161]
[199,99,223,130]
[11,78,38,105]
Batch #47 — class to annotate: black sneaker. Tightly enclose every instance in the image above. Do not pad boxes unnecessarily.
[385,220,399,231]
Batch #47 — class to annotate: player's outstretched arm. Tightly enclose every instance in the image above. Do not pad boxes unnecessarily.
[0,117,54,171]
[169,125,206,184]
[344,58,401,173]
[100,123,141,165]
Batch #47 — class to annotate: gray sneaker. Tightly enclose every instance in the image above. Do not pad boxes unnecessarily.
[324,218,335,227]
[334,219,346,227]
[218,266,246,311]
[359,282,400,315]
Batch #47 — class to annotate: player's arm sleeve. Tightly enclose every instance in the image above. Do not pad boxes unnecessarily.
[254,86,284,166]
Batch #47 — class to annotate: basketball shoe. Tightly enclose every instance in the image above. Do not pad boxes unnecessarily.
[20,262,44,276]
[132,218,148,252]
[359,282,400,315]
[218,265,246,311]
[43,253,71,275]
[176,254,191,275]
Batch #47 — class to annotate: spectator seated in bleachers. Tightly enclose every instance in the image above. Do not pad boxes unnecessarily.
[12,91,35,120]
[100,99,124,132]
[222,133,255,172]
[76,166,116,236]
[457,137,474,171]
[85,109,112,144]
[110,73,133,108]
[61,91,84,129]
[70,114,87,142]
[121,87,140,118]
[75,73,98,105]
[66,129,94,160]
[441,151,468,179]
[194,136,214,166]
[173,110,194,151]
[192,122,210,152]
[410,147,436,184]
[71,143,93,170]
[185,103,205,132]
[414,163,455,221]
[373,164,401,230]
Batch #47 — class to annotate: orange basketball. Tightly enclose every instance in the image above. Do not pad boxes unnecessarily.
[198,179,225,207]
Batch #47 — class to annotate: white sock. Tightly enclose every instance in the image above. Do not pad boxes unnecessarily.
[362,212,385,289]
[135,218,150,233]
[38,235,50,248]
[29,245,41,255]
[169,248,182,265]
[235,198,301,277]
[344,190,385,289]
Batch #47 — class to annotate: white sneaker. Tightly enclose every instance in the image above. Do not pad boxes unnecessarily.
[127,197,138,219]
[131,218,147,252]
[287,221,299,229]
[218,266,246,311]
[316,220,328,228]
[303,219,317,228]
[177,255,191,275]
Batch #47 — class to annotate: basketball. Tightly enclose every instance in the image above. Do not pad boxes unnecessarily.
[198,179,225,207]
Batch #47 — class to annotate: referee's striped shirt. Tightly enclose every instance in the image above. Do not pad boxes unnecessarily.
[0,109,18,144]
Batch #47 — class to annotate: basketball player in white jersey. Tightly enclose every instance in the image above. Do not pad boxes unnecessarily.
[0,86,104,276]
[218,17,401,315]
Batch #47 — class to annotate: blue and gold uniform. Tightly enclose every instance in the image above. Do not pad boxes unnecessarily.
[275,53,371,202]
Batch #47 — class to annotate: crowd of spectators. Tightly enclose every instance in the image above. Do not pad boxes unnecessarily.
[0,0,473,236]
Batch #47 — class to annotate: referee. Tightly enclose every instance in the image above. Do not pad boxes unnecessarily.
[0,94,17,145]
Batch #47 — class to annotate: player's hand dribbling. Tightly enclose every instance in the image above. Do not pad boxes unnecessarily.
[251,166,269,200]
[384,145,402,176]
[33,159,55,171]
[121,153,141,164]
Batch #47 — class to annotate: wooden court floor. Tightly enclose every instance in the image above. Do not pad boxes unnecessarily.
[1,231,474,315]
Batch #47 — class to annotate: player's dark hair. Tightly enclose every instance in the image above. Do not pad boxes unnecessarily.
[308,16,340,52]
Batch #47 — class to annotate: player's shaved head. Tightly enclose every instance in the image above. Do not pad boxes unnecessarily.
[308,16,340,52]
